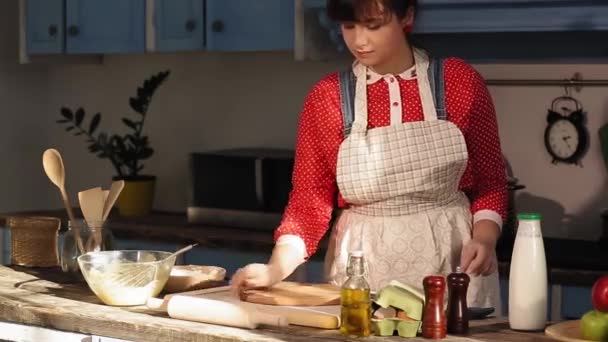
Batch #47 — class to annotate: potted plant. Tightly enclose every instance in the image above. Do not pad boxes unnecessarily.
[56,70,170,217]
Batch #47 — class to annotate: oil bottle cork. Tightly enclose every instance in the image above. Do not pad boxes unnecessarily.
[422,275,447,339]
[447,266,470,335]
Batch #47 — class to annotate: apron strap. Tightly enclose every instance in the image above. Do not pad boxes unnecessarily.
[428,58,447,121]
[339,70,356,137]
[339,57,447,137]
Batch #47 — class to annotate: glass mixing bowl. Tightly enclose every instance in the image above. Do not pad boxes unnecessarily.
[77,250,176,306]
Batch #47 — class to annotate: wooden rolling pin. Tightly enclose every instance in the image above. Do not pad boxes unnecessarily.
[148,296,288,329]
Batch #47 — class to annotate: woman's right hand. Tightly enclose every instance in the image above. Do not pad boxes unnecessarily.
[230,263,282,292]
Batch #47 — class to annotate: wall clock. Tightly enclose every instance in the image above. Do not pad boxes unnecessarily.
[544,96,588,166]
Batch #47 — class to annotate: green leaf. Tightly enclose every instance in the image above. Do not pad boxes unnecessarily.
[75,108,85,126]
[129,98,143,114]
[111,136,127,154]
[139,147,154,159]
[65,126,75,132]
[137,87,145,100]
[125,134,141,148]
[98,133,108,147]
[60,107,73,120]
[89,113,101,134]
[88,144,100,153]
[122,118,137,130]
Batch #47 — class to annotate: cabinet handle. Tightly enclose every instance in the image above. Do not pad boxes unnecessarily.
[67,25,80,37]
[211,20,224,33]
[48,25,58,37]
[185,19,196,32]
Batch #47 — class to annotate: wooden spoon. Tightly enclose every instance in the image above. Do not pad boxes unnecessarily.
[42,149,84,253]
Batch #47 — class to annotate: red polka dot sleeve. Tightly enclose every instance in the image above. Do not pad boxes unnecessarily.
[273,76,342,259]
[443,59,508,227]
[275,58,508,258]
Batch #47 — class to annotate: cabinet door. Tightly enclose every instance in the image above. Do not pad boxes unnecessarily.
[415,0,608,33]
[206,0,294,51]
[66,0,145,53]
[154,0,204,51]
[562,286,593,319]
[25,0,64,54]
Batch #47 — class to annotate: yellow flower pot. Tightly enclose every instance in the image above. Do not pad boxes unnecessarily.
[114,176,156,217]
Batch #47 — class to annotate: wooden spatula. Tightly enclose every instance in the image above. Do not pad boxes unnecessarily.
[78,187,105,252]
[78,187,104,224]
[102,180,125,221]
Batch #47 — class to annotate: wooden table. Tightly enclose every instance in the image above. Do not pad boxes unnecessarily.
[0,266,558,342]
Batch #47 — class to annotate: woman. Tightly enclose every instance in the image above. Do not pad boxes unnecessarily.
[231,0,507,310]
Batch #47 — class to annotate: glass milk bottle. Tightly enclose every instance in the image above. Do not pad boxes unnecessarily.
[509,213,547,331]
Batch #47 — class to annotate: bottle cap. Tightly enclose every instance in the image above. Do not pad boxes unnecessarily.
[455,266,462,273]
[517,213,542,220]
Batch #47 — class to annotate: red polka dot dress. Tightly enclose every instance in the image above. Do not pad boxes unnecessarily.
[275,56,508,261]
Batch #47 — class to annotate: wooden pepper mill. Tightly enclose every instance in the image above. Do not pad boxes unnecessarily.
[447,266,470,335]
[422,275,447,339]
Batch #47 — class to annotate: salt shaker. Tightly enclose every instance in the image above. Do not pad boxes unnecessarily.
[447,266,470,335]
[509,213,547,331]
[422,275,447,339]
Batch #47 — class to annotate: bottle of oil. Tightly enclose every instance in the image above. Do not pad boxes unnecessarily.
[340,250,371,337]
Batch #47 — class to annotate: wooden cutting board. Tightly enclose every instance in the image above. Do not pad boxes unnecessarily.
[239,281,341,306]
[545,320,589,342]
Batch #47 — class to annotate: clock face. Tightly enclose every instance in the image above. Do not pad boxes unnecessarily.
[547,119,580,160]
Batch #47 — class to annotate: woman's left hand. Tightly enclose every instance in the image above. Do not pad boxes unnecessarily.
[460,238,497,277]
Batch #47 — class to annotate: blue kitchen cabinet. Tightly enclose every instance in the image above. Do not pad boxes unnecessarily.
[414,0,608,34]
[305,0,608,34]
[154,0,204,51]
[25,0,64,54]
[206,0,294,51]
[183,247,268,279]
[305,0,608,62]
[561,286,594,319]
[65,0,145,54]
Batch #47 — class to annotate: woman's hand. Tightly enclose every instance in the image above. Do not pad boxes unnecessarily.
[460,238,497,276]
[460,219,500,276]
[230,263,282,292]
[230,241,306,294]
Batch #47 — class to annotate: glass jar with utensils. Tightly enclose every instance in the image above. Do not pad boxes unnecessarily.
[60,220,114,274]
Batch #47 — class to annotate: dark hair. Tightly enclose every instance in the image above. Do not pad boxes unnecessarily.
[327,0,416,23]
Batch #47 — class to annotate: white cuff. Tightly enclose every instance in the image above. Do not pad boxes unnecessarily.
[473,210,503,231]
[276,234,307,259]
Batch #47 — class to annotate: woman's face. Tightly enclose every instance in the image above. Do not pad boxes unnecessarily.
[340,8,412,69]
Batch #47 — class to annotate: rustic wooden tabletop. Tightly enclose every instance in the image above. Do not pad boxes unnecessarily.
[0,265,559,342]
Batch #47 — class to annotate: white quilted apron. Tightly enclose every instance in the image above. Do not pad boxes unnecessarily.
[325,49,501,311]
